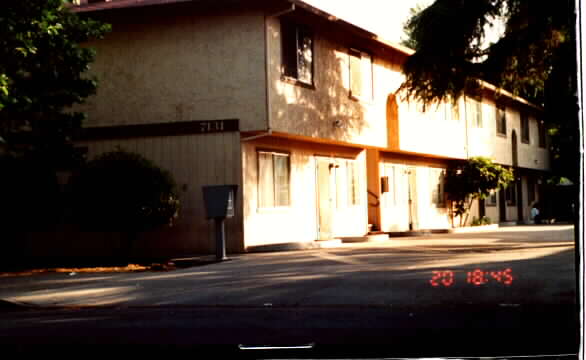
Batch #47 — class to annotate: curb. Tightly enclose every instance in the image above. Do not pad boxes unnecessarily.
[246,239,343,253]
[447,224,500,233]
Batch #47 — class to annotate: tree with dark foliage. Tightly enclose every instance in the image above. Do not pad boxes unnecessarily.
[400,0,579,183]
[0,0,110,165]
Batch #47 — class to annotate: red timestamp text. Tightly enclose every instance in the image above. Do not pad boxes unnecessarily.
[430,268,514,287]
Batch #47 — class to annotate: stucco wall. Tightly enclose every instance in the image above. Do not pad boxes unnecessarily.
[80,7,267,132]
[242,136,367,247]
[379,155,451,232]
[493,106,550,170]
[397,97,468,159]
[266,16,404,148]
[397,94,549,171]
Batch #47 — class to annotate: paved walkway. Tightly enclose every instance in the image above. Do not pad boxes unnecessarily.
[0,225,576,308]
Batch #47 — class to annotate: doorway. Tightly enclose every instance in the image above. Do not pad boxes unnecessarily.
[316,158,334,240]
[406,167,418,230]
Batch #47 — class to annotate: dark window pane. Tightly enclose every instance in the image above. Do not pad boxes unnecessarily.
[282,22,298,79]
[497,106,506,135]
[521,114,530,143]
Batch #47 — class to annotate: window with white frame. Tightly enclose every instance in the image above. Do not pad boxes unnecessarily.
[496,105,507,135]
[258,151,290,208]
[467,97,483,128]
[430,168,446,207]
[349,49,373,101]
[281,20,313,86]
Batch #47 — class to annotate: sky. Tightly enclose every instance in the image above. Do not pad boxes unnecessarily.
[300,0,435,43]
[300,0,505,48]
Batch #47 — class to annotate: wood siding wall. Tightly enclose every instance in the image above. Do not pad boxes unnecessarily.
[78,132,244,255]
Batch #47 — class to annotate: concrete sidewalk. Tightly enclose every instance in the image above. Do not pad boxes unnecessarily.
[0,225,576,308]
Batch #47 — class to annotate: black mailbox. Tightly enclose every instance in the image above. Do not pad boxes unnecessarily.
[202,185,238,261]
[202,185,238,219]
[381,176,389,193]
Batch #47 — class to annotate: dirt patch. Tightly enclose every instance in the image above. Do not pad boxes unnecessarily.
[0,263,177,277]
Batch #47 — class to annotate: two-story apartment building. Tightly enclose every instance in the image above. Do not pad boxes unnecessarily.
[71,0,550,256]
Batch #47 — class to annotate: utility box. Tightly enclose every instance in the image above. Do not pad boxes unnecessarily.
[202,185,238,261]
[202,185,238,219]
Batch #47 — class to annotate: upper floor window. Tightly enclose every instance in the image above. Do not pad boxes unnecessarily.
[538,120,546,148]
[496,105,507,136]
[521,113,530,144]
[281,21,313,86]
[467,97,483,128]
[258,151,290,208]
[348,49,373,101]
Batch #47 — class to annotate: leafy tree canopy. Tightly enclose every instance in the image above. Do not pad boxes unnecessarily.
[400,0,578,182]
[400,0,574,106]
[0,0,110,166]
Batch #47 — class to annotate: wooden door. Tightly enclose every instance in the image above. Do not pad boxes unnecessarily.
[407,167,418,230]
[316,158,334,240]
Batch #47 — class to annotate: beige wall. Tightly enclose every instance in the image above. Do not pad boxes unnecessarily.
[397,97,468,159]
[266,16,404,148]
[395,94,549,171]
[379,155,451,232]
[80,8,268,132]
[491,104,550,170]
[79,132,244,255]
[242,136,367,247]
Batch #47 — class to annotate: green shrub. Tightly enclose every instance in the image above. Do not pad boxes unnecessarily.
[471,216,492,226]
[70,150,179,232]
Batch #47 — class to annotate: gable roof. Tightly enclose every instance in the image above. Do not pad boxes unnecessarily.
[71,0,413,55]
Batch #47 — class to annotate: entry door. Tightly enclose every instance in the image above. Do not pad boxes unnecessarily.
[407,167,418,230]
[316,158,334,240]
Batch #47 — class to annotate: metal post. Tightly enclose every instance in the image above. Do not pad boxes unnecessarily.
[214,218,228,261]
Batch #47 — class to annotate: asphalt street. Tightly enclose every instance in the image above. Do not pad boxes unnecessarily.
[0,225,580,357]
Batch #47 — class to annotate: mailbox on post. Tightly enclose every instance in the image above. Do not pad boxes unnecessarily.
[202,185,238,261]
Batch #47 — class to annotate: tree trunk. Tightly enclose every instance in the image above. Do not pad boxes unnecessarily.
[462,197,474,227]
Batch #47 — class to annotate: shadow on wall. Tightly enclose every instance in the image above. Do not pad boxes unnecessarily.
[270,22,376,145]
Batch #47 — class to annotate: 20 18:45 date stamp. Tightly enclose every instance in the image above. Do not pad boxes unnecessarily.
[430,269,514,287]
